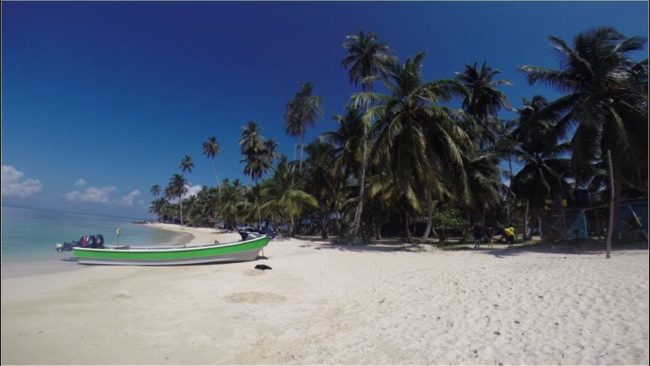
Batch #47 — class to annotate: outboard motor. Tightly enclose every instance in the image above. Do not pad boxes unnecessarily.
[239,230,262,241]
[55,234,105,252]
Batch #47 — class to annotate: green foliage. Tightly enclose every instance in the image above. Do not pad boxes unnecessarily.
[146,27,647,243]
[431,209,468,234]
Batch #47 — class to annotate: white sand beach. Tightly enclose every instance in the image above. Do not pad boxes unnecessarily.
[1,225,648,364]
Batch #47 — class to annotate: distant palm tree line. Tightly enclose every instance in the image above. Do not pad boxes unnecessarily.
[149,26,647,242]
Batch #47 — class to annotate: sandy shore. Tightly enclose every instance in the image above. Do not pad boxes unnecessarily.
[1,229,648,364]
[142,222,243,245]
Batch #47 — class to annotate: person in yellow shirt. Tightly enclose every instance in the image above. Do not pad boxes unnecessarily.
[504,225,515,248]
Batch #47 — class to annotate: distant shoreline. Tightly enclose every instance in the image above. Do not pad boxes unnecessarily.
[143,223,241,245]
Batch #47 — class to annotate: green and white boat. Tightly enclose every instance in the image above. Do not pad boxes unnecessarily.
[57,233,270,266]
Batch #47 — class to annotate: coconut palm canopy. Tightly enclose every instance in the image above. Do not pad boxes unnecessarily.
[142,26,646,243]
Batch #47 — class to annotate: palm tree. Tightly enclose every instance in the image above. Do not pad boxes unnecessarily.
[166,174,188,225]
[150,184,161,197]
[353,52,471,242]
[179,155,194,175]
[261,157,318,236]
[244,184,266,229]
[519,26,648,238]
[509,96,572,240]
[456,61,512,147]
[263,139,278,163]
[284,82,323,171]
[218,180,246,229]
[240,121,269,183]
[342,31,396,237]
[202,136,221,189]
[304,140,345,239]
[324,106,365,181]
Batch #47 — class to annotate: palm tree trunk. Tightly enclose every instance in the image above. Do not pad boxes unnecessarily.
[555,194,566,241]
[507,156,513,224]
[375,222,382,240]
[299,135,304,172]
[290,216,295,237]
[422,195,433,239]
[321,211,329,239]
[351,126,368,237]
[606,149,621,258]
[523,200,529,240]
[212,160,221,194]
[404,212,412,243]
[179,201,183,225]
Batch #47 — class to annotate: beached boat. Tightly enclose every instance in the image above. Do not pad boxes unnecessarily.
[61,233,269,266]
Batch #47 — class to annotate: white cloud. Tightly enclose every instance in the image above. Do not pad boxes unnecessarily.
[1,165,43,198]
[118,190,141,207]
[183,184,203,199]
[65,186,116,204]
[168,184,203,203]
[74,178,86,187]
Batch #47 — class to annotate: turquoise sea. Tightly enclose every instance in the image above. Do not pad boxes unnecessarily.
[1,205,185,264]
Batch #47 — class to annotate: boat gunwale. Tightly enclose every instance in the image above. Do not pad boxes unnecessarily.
[73,235,268,253]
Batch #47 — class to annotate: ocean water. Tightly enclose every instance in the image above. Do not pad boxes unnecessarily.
[1,205,185,263]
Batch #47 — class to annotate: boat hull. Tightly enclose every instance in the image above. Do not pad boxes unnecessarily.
[72,235,269,266]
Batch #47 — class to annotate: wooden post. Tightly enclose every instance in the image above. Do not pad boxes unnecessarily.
[606,150,614,259]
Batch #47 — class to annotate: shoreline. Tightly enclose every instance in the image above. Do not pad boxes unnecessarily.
[0,223,221,279]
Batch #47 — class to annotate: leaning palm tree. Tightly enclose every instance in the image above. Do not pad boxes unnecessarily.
[179,155,194,175]
[519,26,648,238]
[202,136,221,189]
[342,31,396,237]
[166,174,188,225]
[283,82,323,171]
[150,184,161,197]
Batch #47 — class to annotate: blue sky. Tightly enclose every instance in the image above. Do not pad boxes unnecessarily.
[2,1,648,218]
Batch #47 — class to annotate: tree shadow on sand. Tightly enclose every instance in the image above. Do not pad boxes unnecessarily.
[295,235,435,254]
[442,240,648,258]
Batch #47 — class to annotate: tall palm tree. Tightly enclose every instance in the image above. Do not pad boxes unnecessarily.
[150,184,161,197]
[202,136,221,189]
[342,31,396,237]
[519,26,648,237]
[353,52,471,242]
[456,61,512,147]
[240,121,269,183]
[166,174,188,225]
[179,155,194,175]
[509,96,573,240]
[263,139,279,168]
[324,106,365,181]
[284,82,323,171]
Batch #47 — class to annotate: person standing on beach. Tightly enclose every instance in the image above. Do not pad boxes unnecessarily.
[485,226,494,248]
[473,223,483,249]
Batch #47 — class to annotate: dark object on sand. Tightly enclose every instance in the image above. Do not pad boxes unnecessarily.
[255,264,272,270]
